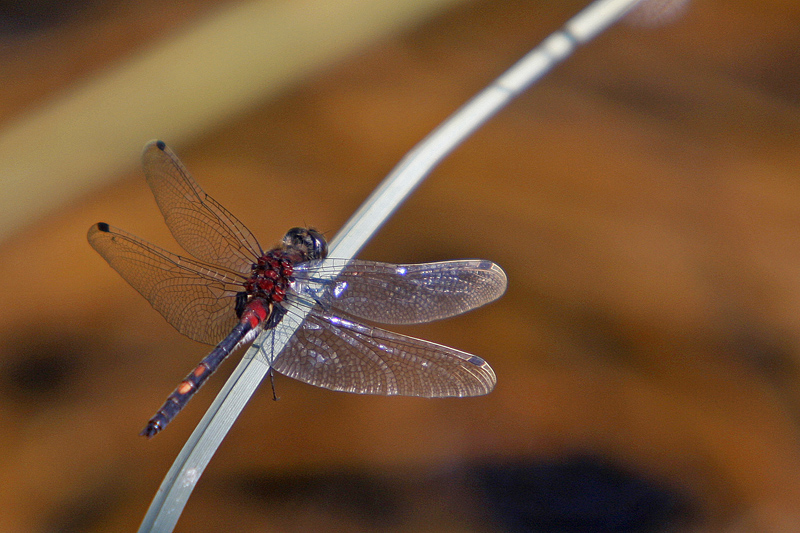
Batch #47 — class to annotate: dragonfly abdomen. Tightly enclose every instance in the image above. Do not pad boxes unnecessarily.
[140,300,271,437]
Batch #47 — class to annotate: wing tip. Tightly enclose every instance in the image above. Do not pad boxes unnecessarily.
[470,355,497,395]
[490,262,508,289]
[142,140,168,162]
[144,139,166,150]
[87,221,111,241]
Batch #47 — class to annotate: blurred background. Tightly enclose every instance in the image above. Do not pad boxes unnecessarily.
[1,0,800,531]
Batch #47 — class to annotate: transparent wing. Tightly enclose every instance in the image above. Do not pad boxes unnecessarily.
[88,223,243,345]
[269,310,496,397]
[141,140,263,273]
[290,259,507,325]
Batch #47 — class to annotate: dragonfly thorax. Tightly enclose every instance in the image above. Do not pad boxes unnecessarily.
[236,227,326,321]
[242,251,293,309]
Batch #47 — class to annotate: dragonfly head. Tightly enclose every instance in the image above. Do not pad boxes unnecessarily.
[283,227,328,261]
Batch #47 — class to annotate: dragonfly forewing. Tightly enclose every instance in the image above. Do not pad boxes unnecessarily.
[142,140,263,273]
[291,259,507,325]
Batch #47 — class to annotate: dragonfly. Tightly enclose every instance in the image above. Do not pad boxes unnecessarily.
[88,140,507,437]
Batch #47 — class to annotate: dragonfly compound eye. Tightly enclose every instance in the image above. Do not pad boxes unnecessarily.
[282,227,306,248]
[307,228,328,260]
[283,227,328,260]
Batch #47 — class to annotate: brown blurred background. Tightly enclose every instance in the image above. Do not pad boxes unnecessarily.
[2,0,800,531]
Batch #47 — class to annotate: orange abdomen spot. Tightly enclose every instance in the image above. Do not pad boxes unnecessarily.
[177,381,194,395]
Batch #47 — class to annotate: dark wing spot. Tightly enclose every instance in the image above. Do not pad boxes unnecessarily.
[96,222,110,232]
[155,140,166,150]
